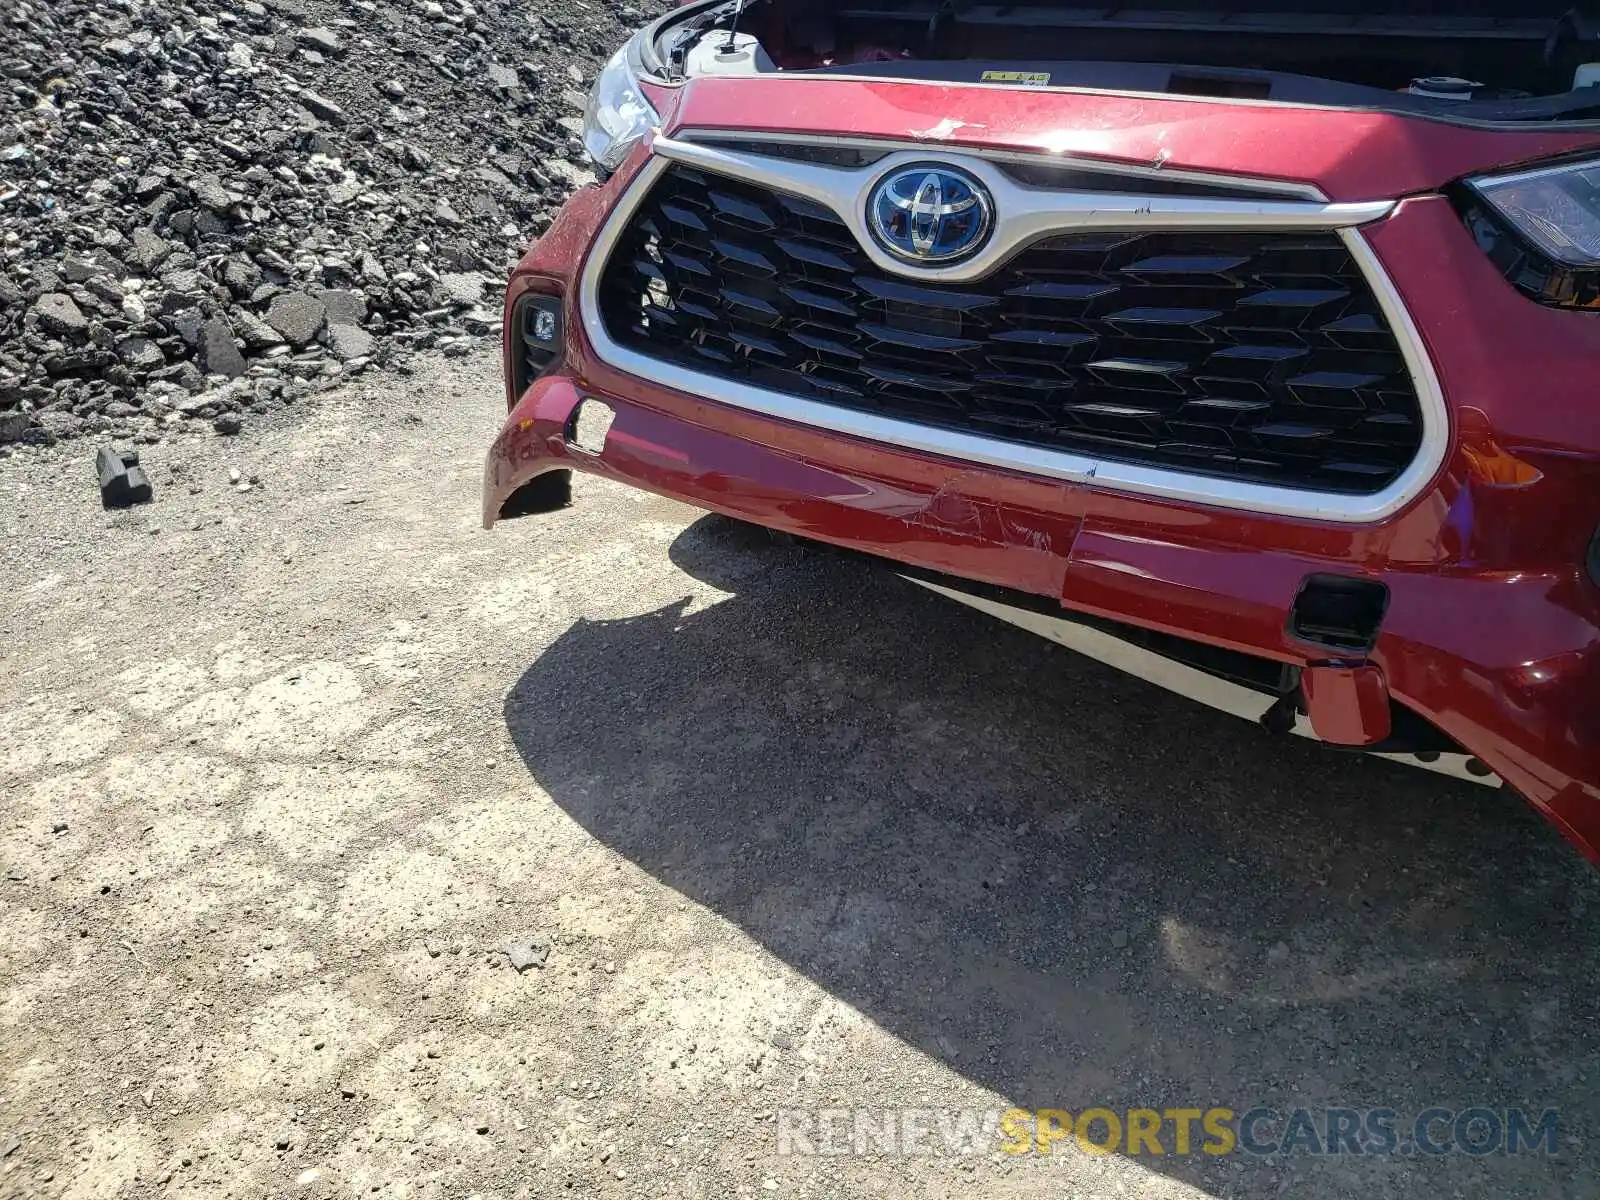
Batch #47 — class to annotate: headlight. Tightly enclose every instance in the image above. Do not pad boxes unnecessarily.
[1466,158,1600,309]
[1469,159,1600,268]
[583,40,659,174]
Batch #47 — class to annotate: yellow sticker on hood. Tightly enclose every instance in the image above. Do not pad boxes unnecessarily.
[981,70,1051,86]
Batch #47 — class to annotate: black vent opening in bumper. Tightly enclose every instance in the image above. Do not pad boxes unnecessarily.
[596,164,1425,494]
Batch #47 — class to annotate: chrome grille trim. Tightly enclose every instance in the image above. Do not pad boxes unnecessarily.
[577,133,1448,524]
[678,128,1333,200]
[651,134,1391,285]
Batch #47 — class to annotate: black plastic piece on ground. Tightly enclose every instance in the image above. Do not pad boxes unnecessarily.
[499,470,572,519]
[96,445,153,509]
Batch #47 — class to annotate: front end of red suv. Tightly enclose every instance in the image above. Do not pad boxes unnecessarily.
[484,1,1600,863]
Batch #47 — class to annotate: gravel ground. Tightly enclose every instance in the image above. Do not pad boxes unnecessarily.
[1,350,1598,1199]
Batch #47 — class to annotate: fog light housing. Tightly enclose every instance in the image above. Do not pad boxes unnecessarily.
[511,292,564,403]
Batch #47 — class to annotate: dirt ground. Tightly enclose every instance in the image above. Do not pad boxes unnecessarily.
[1,349,1596,1199]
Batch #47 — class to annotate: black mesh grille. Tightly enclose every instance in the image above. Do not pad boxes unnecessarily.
[597,164,1425,493]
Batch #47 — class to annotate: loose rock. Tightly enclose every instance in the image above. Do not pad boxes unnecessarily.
[328,324,376,361]
[439,273,488,306]
[296,27,344,55]
[266,294,328,348]
[297,91,346,123]
[34,294,88,336]
[200,320,247,378]
[505,934,551,972]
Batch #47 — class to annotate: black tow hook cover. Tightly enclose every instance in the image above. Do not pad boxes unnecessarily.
[96,445,153,509]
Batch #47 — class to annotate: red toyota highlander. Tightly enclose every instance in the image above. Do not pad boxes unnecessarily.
[484,0,1600,863]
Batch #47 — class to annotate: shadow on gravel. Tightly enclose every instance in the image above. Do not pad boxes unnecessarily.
[505,513,1598,1198]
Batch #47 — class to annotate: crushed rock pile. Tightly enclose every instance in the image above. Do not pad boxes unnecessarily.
[0,0,665,446]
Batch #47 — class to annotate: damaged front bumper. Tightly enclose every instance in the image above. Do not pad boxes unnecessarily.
[484,126,1600,865]
[484,358,1600,863]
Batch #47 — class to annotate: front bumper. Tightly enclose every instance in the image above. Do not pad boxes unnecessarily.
[485,115,1600,865]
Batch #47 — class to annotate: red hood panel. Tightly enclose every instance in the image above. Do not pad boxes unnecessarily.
[663,75,1600,200]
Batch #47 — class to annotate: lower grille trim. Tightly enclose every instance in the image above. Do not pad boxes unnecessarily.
[579,144,1448,525]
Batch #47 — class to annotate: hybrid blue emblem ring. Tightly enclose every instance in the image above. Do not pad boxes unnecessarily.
[868,163,994,265]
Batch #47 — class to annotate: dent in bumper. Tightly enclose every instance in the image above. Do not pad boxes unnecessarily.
[484,374,1600,864]
[483,143,1600,864]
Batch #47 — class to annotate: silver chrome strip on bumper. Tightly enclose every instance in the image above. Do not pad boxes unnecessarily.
[904,576,1502,788]
[577,135,1449,525]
